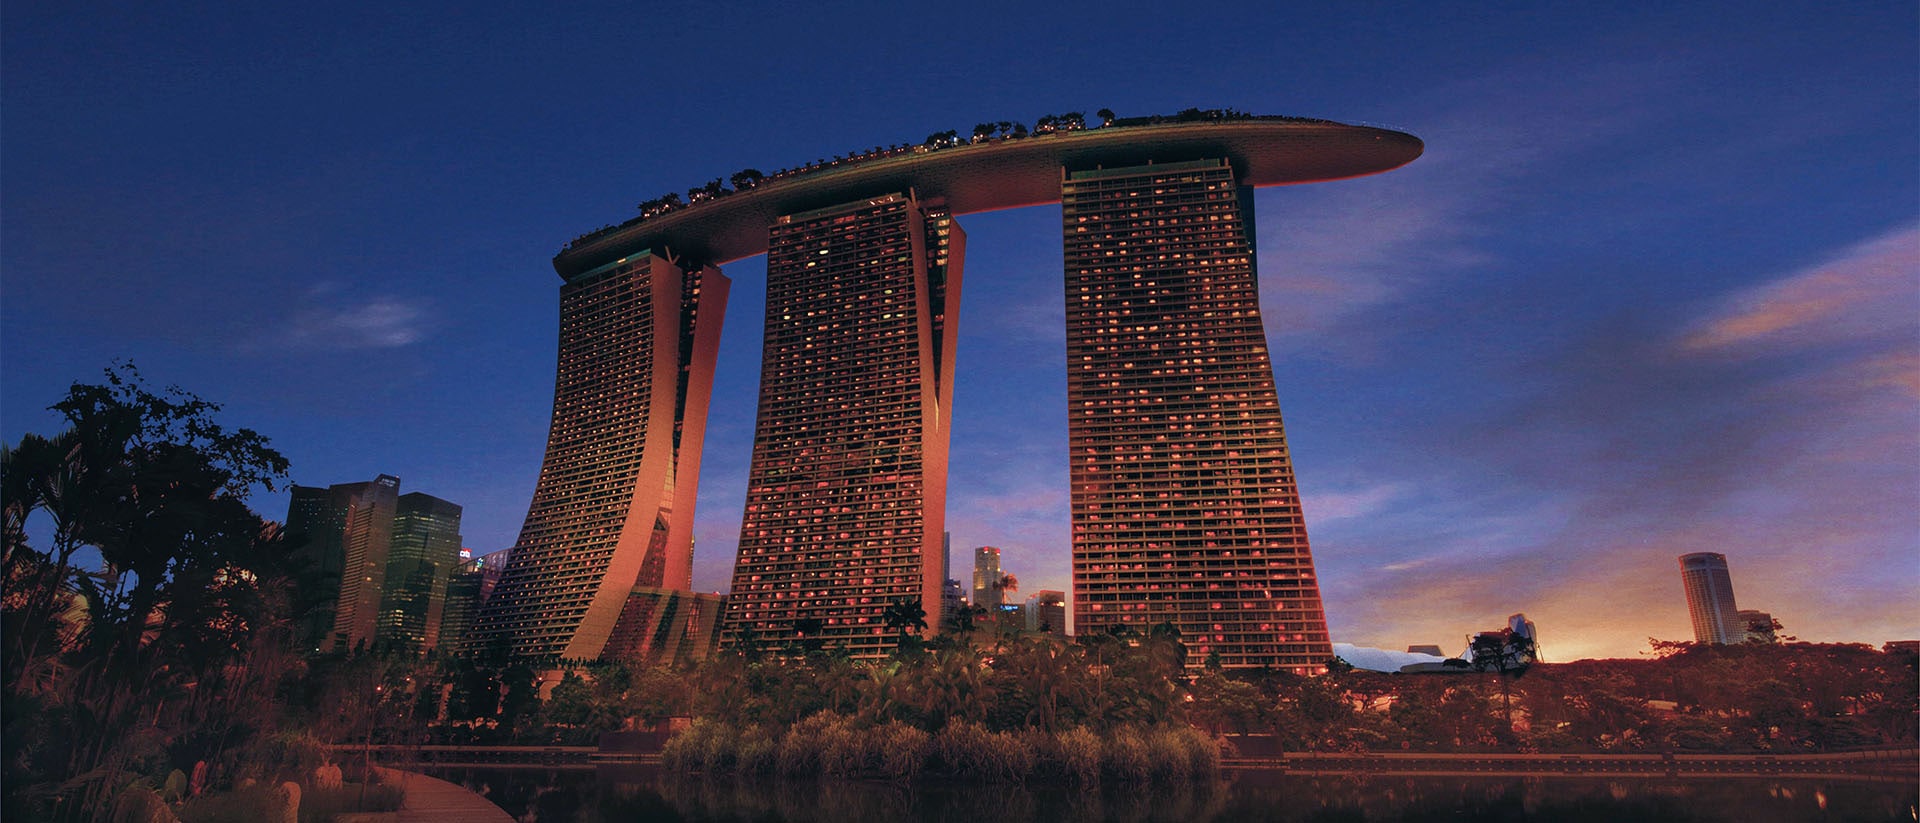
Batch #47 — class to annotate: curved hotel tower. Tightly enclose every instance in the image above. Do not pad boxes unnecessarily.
[475,114,1420,669]
[469,252,729,659]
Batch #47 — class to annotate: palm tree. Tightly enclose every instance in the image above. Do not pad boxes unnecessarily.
[1000,637,1082,732]
[791,616,825,654]
[881,597,927,639]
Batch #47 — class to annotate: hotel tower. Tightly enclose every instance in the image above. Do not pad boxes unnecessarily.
[470,251,729,659]
[1063,158,1330,672]
[491,113,1419,666]
[721,192,963,657]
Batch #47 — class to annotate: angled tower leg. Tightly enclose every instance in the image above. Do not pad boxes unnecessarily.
[473,250,729,661]
[724,192,964,658]
[1062,159,1332,673]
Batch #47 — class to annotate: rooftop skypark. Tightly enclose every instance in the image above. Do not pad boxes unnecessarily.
[553,108,1421,277]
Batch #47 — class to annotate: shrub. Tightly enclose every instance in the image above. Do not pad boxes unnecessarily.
[1182,727,1223,776]
[1056,727,1103,785]
[735,728,778,776]
[777,712,846,776]
[872,722,930,780]
[816,717,865,777]
[1015,728,1064,781]
[933,720,1033,781]
[1102,728,1150,783]
[698,722,739,774]
[1146,728,1193,780]
[661,719,724,772]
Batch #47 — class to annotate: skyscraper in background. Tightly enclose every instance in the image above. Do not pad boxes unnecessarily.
[1680,552,1742,645]
[1027,590,1067,637]
[723,192,963,657]
[472,250,730,660]
[1062,159,1331,673]
[439,549,508,652]
[285,475,400,653]
[377,492,464,653]
[973,545,1003,609]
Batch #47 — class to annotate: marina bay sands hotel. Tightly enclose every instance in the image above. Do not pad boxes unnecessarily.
[470,113,1422,672]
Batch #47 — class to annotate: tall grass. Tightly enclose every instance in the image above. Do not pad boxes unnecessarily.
[872,722,931,780]
[663,712,1216,785]
[1056,727,1103,784]
[931,720,1034,781]
[776,712,842,776]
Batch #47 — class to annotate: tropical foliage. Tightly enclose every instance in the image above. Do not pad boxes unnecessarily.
[2,364,312,820]
[6,367,1913,817]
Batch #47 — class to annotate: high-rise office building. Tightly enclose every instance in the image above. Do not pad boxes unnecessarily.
[285,475,400,653]
[942,578,967,621]
[940,532,964,619]
[722,192,963,658]
[439,549,508,652]
[472,250,730,659]
[1680,552,1742,645]
[1028,590,1067,637]
[285,486,343,650]
[1062,158,1331,673]
[973,546,1003,610]
[377,492,464,653]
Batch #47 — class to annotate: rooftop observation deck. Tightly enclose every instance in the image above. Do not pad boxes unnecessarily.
[552,117,1423,280]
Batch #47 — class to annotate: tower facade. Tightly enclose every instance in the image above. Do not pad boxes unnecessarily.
[972,545,1003,609]
[723,192,964,657]
[1061,158,1331,672]
[603,587,727,666]
[439,549,507,651]
[472,250,730,660]
[1680,552,1741,645]
[377,492,463,653]
[1028,590,1067,636]
[285,475,400,653]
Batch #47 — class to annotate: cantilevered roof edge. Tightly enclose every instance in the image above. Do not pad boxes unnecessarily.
[551,118,1421,279]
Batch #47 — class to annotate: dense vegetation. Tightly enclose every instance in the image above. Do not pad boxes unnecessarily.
[5,367,1913,819]
[1,366,399,821]
[489,631,1915,761]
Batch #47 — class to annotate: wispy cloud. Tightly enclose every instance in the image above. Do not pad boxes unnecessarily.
[262,283,435,350]
[1304,482,1406,523]
[1682,223,1919,356]
[1335,224,1920,657]
[1257,62,1668,357]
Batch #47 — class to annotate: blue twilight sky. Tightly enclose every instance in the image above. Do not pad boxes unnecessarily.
[4,1,1915,660]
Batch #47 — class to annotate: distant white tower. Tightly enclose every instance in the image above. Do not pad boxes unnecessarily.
[1679,553,1741,644]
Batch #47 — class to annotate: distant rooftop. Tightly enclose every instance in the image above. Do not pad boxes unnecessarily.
[553,113,1422,280]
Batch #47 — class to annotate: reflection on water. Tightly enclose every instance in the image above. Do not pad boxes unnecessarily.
[427,764,1919,822]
